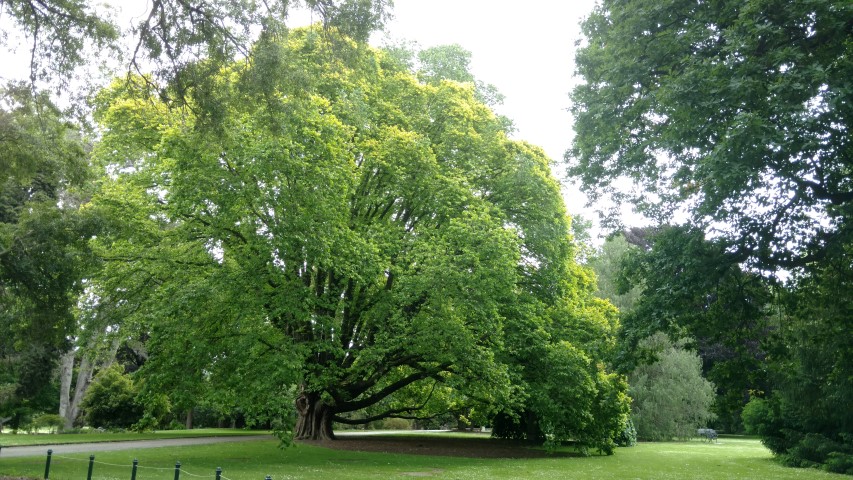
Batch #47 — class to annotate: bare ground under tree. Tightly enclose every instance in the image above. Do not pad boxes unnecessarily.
[298,434,579,458]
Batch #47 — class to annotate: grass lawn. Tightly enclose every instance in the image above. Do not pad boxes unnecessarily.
[0,434,846,480]
[0,428,269,447]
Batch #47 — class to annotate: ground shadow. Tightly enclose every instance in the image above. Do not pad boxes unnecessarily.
[299,434,583,458]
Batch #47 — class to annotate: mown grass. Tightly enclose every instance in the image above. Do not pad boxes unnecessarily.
[0,428,269,447]
[0,434,847,480]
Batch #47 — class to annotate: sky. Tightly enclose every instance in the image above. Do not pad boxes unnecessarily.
[2,0,611,235]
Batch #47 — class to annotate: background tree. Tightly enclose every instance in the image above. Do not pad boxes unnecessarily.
[617,226,771,432]
[588,234,641,314]
[629,332,716,441]
[571,0,853,268]
[89,27,628,450]
[0,84,96,426]
[571,0,852,469]
[58,291,124,429]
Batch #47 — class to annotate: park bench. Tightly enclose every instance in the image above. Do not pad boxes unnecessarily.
[697,428,718,443]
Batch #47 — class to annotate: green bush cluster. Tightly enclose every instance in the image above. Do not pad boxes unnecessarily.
[743,397,853,475]
[81,365,143,429]
[614,418,637,447]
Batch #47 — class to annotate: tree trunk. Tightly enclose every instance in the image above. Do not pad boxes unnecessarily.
[294,391,335,440]
[185,409,193,429]
[59,332,121,429]
[67,354,95,427]
[58,350,75,429]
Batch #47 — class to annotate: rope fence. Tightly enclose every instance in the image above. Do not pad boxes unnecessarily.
[14,449,274,480]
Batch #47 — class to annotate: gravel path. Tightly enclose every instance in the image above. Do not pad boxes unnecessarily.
[0,435,275,458]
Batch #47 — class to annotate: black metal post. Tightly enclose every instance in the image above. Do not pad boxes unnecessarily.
[216,467,222,480]
[174,461,181,480]
[131,459,138,480]
[87,455,95,480]
[265,476,272,480]
[44,449,53,480]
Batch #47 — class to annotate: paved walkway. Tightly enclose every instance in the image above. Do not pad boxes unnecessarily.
[0,435,275,458]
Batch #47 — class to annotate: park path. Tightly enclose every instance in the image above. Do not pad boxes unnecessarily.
[0,435,275,458]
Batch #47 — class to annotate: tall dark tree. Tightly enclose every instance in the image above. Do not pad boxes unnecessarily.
[571,0,853,470]
[571,0,853,269]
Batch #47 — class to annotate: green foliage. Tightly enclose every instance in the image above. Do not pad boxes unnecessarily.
[588,234,641,314]
[629,333,716,441]
[31,413,65,433]
[374,417,413,430]
[614,417,637,447]
[89,26,626,450]
[741,397,771,436]
[0,0,118,87]
[81,365,143,429]
[745,248,853,473]
[0,84,95,415]
[615,226,771,433]
[571,0,853,268]
[0,0,392,95]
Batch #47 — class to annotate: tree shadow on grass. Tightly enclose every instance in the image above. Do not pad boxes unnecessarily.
[299,434,584,458]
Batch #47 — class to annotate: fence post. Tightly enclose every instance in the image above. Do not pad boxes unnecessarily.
[174,461,181,480]
[131,459,138,480]
[44,449,53,480]
[87,455,95,480]
[216,467,222,480]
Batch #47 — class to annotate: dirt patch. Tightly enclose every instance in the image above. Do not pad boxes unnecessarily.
[298,434,574,459]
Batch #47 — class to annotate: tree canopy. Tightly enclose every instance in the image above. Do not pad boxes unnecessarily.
[89,27,628,451]
[0,0,391,91]
[571,0,853,269]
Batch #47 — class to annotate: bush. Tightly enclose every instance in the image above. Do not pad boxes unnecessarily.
[615,418,637,447]
[629,333,716,441]
[377,418,413,430]
[31,413,65,433]
[81,365,143,429]
[825,452,853,475]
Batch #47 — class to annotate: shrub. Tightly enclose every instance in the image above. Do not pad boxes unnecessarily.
[378,418,413,430]
[31,413,65,433]
[615,418,637,447]
[81,365,143,429]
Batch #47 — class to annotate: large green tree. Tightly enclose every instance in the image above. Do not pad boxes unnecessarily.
[0,0,393,420]
[571,0,853,268]
[89,27,628,449]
